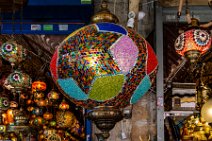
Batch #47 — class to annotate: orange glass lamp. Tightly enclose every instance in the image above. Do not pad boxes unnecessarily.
[175,28,211,63]
[32,81,47,92]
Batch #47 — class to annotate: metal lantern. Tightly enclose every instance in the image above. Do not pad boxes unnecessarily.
[4,70,32,94]
[14,108,29,126]
[175,29,211,63]
[56,110,76,128]
[0,40,27,67]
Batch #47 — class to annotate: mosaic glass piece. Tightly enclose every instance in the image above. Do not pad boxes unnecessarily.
[110,36,138,74]
[57,78,88,100]
[89,74,125,101]
[146,42,158,74]
[96,23,127,35]
[50,23,158,109]
[130,75,151,104]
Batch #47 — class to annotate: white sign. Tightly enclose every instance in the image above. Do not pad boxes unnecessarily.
[59,24,68,31]
[31,24,41,31]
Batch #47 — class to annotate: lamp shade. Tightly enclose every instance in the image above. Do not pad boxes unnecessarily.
[201,99,212,123]
[4,70,32,92]
[174,29,211,61]
[0,40,27,66]
[50,22,158,109]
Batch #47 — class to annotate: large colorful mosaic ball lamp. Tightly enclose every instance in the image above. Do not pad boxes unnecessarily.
[175,29,211,63]
[50,22,158,109]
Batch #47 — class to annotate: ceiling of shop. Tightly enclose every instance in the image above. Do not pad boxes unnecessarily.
[160,0,210,7]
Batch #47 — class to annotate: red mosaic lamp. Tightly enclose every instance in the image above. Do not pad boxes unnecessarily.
[175,19,211,63]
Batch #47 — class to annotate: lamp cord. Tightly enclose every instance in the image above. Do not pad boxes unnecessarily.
[113,0,117,14]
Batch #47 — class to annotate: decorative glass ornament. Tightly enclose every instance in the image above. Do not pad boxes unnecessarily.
[26,99,33,105]
[0,92,10,110]
[2,107,19,125]
[49,120,57,127]
[34,92,45,99]
[4,70,32,93]
[36,99,47,107]
[33,116,45,126]
[32,107,43,116]
[43,112,53,120]
[50,22,158,109]
[175,29,211,63]
[59,99,69,110]
[48,90,60,101]
[0,40,27,67]
[56,111,76,128]
[32,81,47,92]
[9,101,18,108]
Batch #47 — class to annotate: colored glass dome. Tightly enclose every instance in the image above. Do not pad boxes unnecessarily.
[50,22,158,109]
[0,40,27,66]
[175,29,211,56]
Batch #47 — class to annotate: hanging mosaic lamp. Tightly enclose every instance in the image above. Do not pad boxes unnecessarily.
[32,81,47,93]
[4,70,32,94]
[174,19,211,63]
[47,90,60,101]
[59,99,70,110]
[0,91,10,111]
[50,22,158,109]
[0,40,27,67]
[56,110,77,128]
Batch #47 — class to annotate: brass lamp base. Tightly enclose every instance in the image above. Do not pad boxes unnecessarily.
[86,106,123,141]
[184,50,200,64]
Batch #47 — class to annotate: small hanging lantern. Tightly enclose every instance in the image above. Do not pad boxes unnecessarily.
[32,81,47,93]
[32,107,43,116]
[2,101,19,125]
[175,19,211,63]
[0,40,27,67]
[33,116,46,126]
[48,90,60,102]
[59,99,70,110]
[0,91,10,111]
[43,112,53,121]
[36,99,47,107]
[4,70,32,94]
[56,110,76,128]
